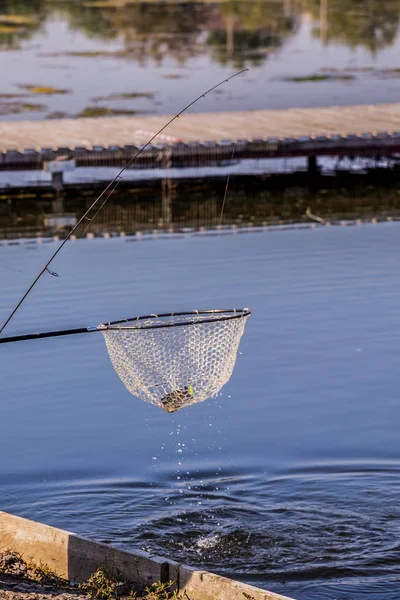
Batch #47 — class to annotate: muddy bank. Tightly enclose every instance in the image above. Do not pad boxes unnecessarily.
[0,572,89,599]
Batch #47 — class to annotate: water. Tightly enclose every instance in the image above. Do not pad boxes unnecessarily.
[1,1,400,120]
[1,222,400,599]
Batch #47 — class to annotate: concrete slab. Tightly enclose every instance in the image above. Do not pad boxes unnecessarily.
[0,511,295,599]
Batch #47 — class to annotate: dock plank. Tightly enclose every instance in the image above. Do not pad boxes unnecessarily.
[1,103,400,152]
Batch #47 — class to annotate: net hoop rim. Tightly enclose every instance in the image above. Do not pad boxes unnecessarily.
[99,308,251,331]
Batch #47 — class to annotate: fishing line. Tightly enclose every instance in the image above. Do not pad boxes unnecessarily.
[219,144,236,227]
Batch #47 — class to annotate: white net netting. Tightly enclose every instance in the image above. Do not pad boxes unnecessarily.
[101,310,250,412]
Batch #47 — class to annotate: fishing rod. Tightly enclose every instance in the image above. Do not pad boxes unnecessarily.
[0,69,248,338]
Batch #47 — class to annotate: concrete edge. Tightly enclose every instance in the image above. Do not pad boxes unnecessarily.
[0,511,168,585]
[0,511,295,600]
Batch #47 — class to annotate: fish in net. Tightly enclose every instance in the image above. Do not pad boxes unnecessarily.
[100,309,250,412]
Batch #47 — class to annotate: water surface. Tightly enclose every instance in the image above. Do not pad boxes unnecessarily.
[1,0,400,119]
[1,223,400,598]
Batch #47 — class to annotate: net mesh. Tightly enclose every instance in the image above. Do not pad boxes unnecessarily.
[101,311,249,412]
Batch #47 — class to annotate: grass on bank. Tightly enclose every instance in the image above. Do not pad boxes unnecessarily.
[0,550,183,599]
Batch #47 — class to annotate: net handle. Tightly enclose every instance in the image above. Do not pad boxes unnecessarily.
[0,326,97,345]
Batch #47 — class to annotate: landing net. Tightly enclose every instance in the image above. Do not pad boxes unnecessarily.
[100,309,250,412]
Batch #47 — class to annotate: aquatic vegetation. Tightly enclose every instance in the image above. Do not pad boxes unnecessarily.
[77,106,110,117]
[46,111,69,119]
[319,66,400,78]
[0,93,26,98]
[67,50,129,57]
[17,84,71,95]
[284,73,355,82]
[0,100,46,115]
[76,106,142,117]
[91,92,154,101]
[163,74,188,80]
[381,67,400,77]
[39,50,133,58]
[20,102,47,110]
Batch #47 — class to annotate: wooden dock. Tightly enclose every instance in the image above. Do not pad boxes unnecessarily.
[1,103,400,173]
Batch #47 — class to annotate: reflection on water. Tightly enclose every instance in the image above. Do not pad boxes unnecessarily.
[3,0,400,58]
[1,0,298,61]
[306,0,400,51]
[1,0,400,118]
[2,168,400,238]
